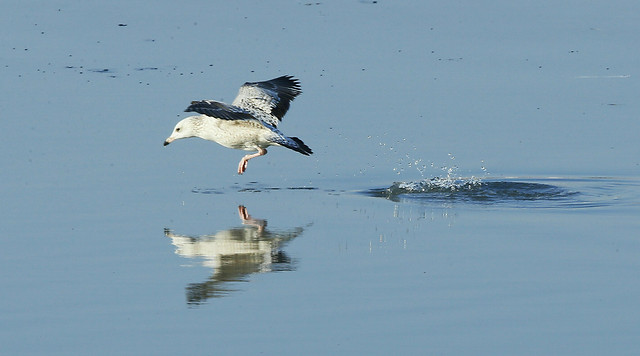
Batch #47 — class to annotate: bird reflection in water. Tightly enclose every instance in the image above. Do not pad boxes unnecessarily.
[164,205,305,305]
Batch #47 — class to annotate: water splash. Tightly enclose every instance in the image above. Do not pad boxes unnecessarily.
[393,175,483,194]
[366,178,581,207]
[390,152,485,193]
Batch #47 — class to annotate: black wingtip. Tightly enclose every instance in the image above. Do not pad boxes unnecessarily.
[184,101,200,112]
[290,137,313,156]
[265,76,302,120]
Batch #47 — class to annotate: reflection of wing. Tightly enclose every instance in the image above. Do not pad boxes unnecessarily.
[165,206,307,304]
[231,75,302,126]
[186,244,296,303]
[184,100,257,122]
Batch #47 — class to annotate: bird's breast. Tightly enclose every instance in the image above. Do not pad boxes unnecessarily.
[201,119,273,151]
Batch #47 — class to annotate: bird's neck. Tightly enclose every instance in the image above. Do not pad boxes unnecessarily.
[192,115,220,140]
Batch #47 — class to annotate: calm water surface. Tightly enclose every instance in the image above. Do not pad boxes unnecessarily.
[2,1,639,355]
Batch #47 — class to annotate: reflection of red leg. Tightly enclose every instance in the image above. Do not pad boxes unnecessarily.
[238,205,249,220]
[237,148,267,174]
[237,205,266,232]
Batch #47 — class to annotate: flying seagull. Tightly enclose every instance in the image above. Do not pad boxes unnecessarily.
[164,75,312,174]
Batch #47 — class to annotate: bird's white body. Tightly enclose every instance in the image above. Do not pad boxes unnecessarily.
[172,115,277,151]
[164,75,312,174]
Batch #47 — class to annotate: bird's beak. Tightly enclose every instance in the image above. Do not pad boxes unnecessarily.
[163,137,173,146]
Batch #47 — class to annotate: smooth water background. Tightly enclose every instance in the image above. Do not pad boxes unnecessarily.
[2,1,639,355]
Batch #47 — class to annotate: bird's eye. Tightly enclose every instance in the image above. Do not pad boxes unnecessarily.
[176,127,181,132]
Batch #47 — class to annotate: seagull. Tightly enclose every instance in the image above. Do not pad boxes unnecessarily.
[164,75,312,174]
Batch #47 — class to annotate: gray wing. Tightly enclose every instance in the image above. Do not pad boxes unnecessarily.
[184,100,257,121]
[231,75,302,126]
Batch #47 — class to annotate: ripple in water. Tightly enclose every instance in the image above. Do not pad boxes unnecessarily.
[365,177,582,207]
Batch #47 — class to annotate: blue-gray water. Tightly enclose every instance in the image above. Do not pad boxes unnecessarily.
[2,1,639,355]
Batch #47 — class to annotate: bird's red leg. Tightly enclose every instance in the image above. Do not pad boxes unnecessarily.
[237,148,267,174]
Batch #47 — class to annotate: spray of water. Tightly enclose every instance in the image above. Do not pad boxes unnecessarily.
[390,152,486,193]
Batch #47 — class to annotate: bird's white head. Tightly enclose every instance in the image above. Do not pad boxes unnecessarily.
[164,116,200,146]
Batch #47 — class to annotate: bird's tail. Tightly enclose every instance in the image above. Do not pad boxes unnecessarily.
[284,137,313,156]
